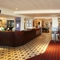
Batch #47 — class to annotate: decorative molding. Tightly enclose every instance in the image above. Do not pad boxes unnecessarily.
[14,10,60,14]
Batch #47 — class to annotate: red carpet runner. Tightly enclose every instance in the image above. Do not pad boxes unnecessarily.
[27,40,60,60]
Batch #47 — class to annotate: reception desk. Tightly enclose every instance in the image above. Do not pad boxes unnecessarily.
[0,28,41,47]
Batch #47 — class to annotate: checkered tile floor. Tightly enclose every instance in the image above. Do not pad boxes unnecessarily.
[0,32,51,60]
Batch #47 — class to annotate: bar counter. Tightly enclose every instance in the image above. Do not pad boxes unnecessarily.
[0,28,41,47]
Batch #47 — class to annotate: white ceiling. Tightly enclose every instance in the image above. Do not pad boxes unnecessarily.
[0,0,60,17]
[0,0,60,11]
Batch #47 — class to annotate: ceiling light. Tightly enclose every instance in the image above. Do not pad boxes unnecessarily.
[16,8,18,10]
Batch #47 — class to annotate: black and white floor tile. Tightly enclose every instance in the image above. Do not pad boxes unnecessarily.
[0,32,51,60]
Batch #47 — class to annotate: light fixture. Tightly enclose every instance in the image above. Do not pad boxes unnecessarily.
[16,8,18,10]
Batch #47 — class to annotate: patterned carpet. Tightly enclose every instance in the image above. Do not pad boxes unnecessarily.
[0,32,51,60]
[27,40,60,60]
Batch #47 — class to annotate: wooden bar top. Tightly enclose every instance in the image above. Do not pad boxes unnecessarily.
[0,28,41,47]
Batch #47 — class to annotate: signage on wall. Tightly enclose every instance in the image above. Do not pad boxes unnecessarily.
[15,17,21,21]
[16,23,19,28]
[15,17,21,31]
[16,20,20,22]
[0,10,1,13]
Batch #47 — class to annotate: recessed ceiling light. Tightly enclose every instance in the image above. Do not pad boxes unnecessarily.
[16,8,18,10]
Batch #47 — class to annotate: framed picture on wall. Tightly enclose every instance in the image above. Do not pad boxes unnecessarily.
[29,23,31,27]
[7,20,14,28]
[27,24,29,27]
[26,20,29,23]
[29,20,31,23]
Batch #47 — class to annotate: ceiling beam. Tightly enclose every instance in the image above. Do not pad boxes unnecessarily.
[14,10,60,14]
